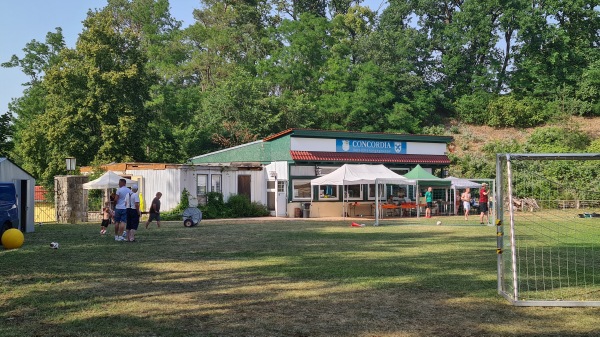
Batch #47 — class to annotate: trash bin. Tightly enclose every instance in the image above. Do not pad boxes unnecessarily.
[303,203,311,218]
[294,208,302,218]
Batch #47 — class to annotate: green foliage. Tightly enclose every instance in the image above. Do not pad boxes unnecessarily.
[588,139,600,153]
[422,125,445,136]
[225,194,270,218]
[485,96,551,128]
[0,113,13,157]
[455,91,495,125]
[525,126,590,153]
[450,138,525,180]
[201,192,226,219]
[226,195,250,218]
[4,0,600,184]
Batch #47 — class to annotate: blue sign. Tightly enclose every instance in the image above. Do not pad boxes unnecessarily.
[335,139,406,154]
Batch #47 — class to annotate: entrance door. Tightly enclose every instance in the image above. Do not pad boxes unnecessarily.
[238,175,251,200]
[267,181,276,214]
[276,181,287,217]
[14,180,28,231]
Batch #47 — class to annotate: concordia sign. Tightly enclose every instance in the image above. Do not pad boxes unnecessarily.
[335,139,407,154]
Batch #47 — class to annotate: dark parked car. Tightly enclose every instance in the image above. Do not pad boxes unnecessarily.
[0,182,19,240]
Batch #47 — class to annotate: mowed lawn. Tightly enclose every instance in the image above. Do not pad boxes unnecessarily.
[1,219,600,337]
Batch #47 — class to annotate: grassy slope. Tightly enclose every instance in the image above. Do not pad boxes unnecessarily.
[449,116,600,155]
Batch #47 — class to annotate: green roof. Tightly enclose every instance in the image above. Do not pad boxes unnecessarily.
[404,165,451,187]
[264,129,453,143]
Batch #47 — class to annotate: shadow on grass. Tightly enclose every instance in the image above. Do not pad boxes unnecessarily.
[1,221,600,336]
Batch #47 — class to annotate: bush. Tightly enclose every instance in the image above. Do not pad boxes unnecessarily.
[485,96,549,128]
[162,191,269,220]
[201,192,226,219]
[249,201,271,217]
[422,125,446,136]
[455,91,494,124]
[226,195,269,218]
[525,126,590,152]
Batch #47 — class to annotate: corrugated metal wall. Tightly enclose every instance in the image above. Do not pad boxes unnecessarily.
[128,166,268,211]
[128,168,184,211]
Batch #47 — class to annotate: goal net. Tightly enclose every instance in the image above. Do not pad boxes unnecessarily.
[496,153,600,306]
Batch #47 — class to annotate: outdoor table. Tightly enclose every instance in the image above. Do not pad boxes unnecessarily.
[381,204,401,217]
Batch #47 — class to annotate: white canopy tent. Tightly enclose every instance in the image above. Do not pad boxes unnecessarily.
[311,164,412,186]
[310,164,415,224]
[82,171,135,189]
[443,176,482,215]
[82,171,136,207]
[443,176,482,189]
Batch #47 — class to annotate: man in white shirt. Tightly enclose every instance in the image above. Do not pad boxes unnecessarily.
[125,184,141,242]
[113,179,130,241]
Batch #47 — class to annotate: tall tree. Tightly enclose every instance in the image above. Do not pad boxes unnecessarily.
[15,6,155,185]
[510,0,600,98]
[0,113,12,157]
[1,28,67,172]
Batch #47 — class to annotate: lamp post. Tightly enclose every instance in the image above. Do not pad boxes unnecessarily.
[66,157,76,175]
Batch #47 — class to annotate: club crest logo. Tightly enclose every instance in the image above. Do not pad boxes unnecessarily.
[342,140,350,151]
[394,142,403,153]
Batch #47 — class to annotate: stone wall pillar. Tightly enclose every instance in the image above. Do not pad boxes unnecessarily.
[54,176,89,224]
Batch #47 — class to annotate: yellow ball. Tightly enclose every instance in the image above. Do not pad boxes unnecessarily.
[2,228,24,250]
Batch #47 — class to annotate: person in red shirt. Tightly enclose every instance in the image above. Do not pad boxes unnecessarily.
[479,183,489,225]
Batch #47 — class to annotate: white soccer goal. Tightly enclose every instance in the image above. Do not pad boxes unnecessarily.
[496,153,600,306]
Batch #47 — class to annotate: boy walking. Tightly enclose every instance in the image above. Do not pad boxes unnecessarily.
[145,192,162,229]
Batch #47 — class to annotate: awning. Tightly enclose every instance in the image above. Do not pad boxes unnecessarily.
[290,151,450,165]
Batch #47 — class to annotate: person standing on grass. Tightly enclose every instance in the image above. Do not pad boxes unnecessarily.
[113,179,129,241]
[100,201,113,235]
[479,183,489,225]
[425,186,433,218]
[125,184,141,242]
[461,187,472,221]
[145,192,162,229]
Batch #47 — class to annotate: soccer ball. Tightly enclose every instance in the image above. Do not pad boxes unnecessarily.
[50,242,59,249]
[436,221,442,226]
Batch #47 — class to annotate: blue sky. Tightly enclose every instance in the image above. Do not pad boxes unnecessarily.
[0,0,386,116]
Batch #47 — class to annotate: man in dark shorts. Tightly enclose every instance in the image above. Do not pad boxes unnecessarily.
[125,184,141,242]
[145,192,162,229]
[479,183,489,225]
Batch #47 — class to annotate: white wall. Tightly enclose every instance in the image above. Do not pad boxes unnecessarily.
[0,159,35,233]
[128,168,185,211]
[128,166,270,211]
[264,161,289,180]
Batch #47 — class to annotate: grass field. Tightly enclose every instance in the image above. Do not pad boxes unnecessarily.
[2,218,600,337]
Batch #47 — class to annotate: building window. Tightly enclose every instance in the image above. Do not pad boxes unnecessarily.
[344,185,362,200]
[368,184,386,201]
[197,174,208,196]
[211,174,222,193]
[277,181,285,193]
[318,185,338,200]
[292,179,311,200]
[392,168,410,175]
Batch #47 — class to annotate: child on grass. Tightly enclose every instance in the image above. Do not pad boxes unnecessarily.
[101,201,113,235]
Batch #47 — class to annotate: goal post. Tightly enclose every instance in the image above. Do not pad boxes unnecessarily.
[496,153,600,306]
